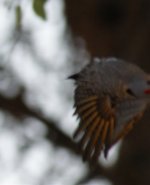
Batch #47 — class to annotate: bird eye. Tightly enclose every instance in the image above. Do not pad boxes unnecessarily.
[126,88,136,97]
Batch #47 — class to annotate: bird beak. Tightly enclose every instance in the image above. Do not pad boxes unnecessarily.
[144,89,150,94]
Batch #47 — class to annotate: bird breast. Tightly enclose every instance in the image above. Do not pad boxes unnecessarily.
[116,98,147,130]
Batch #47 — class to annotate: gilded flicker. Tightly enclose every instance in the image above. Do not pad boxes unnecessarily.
[69,58,150,162]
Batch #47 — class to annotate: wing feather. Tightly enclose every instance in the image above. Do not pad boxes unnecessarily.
[73,110,98,138]
[77,101,97,113]
[76,96,98,105]
[83,119,105,161]
[104,117,115,158]
[92,121,109,161]
[79,116,100,149]
[73,95,116,162]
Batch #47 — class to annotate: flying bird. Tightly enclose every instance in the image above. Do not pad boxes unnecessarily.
[69,58,150,163]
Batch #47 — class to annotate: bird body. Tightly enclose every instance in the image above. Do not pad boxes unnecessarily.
[70,58,150,162]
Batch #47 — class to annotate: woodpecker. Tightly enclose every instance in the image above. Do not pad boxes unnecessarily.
[69,58,150,162]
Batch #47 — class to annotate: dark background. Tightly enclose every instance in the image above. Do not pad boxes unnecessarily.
[64,0,150,184]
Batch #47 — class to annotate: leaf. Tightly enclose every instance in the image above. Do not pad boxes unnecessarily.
[33,0,47,20]
[15,5,22,29]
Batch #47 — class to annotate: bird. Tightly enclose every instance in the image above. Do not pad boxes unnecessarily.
[69,57,150,163]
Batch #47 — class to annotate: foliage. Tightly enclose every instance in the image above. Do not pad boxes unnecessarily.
[32,0,47,20]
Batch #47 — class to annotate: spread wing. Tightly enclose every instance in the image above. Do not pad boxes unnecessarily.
[73,94,116,162]
[73,93,145,163]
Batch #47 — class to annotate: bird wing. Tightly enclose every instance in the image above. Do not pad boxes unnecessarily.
[101,98,145,159]
[110,100,146,149]
[111,112,144,147]
[73,93,116,162]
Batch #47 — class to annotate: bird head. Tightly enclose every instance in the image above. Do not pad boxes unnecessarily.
[127,74,150,98]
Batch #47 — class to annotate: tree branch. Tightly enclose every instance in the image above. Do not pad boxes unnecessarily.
[0,91,111,182]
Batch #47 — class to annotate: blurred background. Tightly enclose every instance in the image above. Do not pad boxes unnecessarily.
[0,0,150,185]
